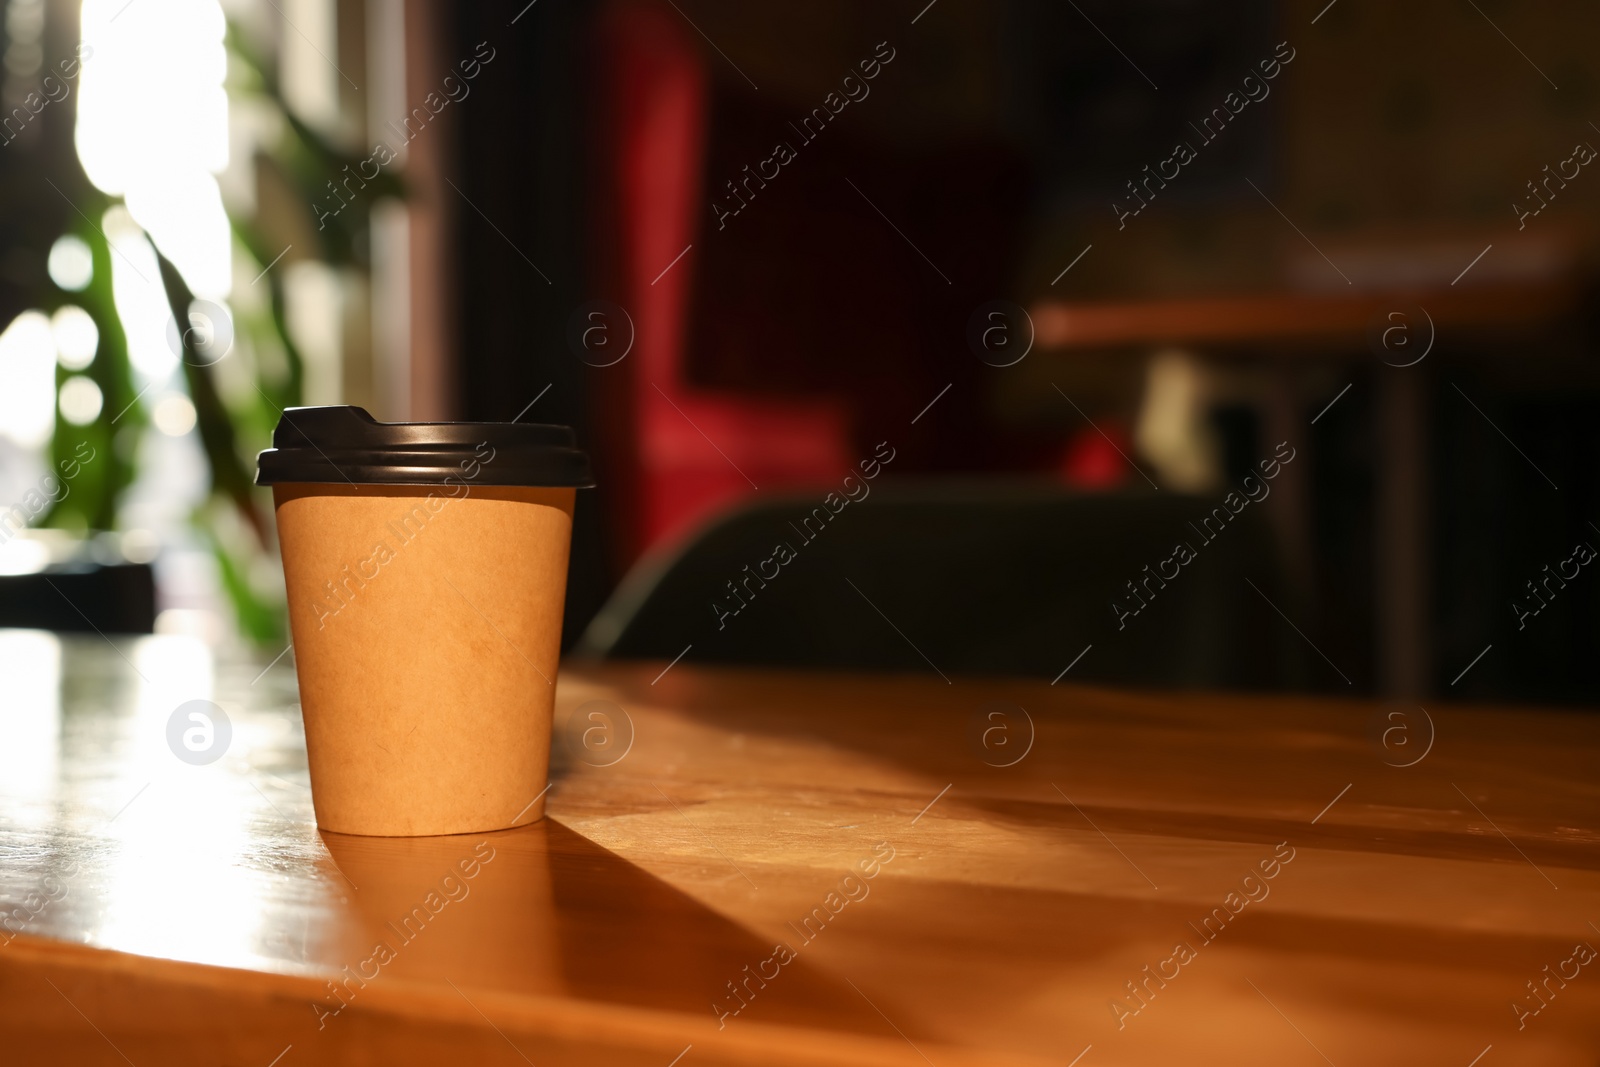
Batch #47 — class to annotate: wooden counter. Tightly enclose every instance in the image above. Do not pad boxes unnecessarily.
[1,631,1597,1064]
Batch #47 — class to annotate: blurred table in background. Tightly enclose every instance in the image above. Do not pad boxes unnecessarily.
[1,632,1597,1065]
[1031,278,1585,701]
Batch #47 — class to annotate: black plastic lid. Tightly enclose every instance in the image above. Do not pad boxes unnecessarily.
[255,406,593,488]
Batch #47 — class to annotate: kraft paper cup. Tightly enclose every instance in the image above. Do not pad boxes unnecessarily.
[257,406,592,837]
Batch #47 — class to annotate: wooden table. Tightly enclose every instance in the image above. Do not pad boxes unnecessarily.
[1,632,1597,1065]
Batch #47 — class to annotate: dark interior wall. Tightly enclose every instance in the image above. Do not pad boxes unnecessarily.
[0,0,78,329]
[1432,355,1600,705]
[448,0,611,650]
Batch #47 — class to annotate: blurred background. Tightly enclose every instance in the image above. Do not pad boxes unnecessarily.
[0,0,1595,705]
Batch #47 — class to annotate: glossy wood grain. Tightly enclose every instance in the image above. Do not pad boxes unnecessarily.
[1,631,1598,1065]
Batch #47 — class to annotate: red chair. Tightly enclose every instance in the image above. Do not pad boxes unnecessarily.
[592,1,849,566]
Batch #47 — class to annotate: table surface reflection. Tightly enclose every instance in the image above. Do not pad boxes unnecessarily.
[1,631,1598,1065]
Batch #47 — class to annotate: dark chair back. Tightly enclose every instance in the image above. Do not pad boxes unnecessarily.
[578,482,1306,690]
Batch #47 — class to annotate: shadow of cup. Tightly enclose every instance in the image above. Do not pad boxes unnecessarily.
[319,822,563,997]
[322,817,913,1040]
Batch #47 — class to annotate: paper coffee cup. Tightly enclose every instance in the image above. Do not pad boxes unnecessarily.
[257,406,592,837]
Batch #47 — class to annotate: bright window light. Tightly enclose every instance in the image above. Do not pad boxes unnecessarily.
[58,374,104,425]
[0,310,58,448]
[47,234,94,291]
[105,205,179,380]
[76,0,231,298]
[152,393,197,437]
[51,305,98,370]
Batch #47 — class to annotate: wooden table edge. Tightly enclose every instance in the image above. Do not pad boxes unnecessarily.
[0,933,1059,1067]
